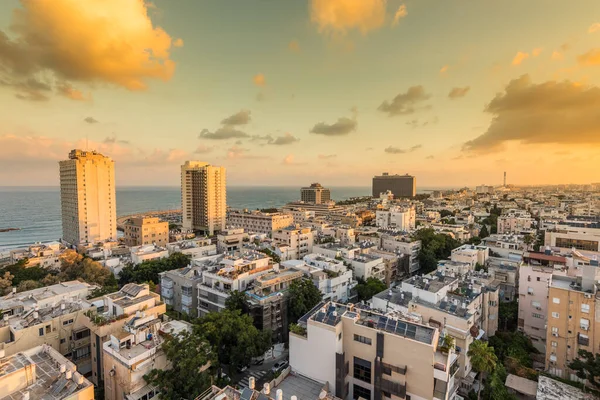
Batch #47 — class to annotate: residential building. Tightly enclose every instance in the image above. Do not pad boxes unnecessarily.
[518,265,556,352]
[372,173,416,198]
[430,223,471,241]
[217,228,249,252]
[545,262,600,380]
[368,249,407,285]
[228,210,293,235]
[301,183,331,204]
[166,238,217,259]
[9,242,64,269]
[335,226,356,246]
[487,257,519,302]
[59,149,116,245]
[82,283,166,386]
[123,216,169,247]
[0,281,95,376]
[282,208,316,225]
[450,245,489,267]
[481,234,524,259]
[350,254,386,281]
[313,242,362,260]
[160,266,203,317]
[299,254,357,302]
[544,225,600,252]
[0,345,94,400]
[282,202,344,217]
[290,302,458,400]
[497,211,535,235]
[375,206,416,231]
[380,234,421,274]
[181,161,227,235]
[130,244,169,265]
[475,185,494,194]
[272,226,314,260]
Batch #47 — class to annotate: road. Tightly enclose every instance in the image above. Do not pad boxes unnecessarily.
[236,350,289,389]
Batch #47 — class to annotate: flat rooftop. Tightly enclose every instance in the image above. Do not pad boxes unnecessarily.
[536,375,596,400]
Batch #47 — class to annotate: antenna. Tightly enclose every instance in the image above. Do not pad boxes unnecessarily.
[503,171,506,187]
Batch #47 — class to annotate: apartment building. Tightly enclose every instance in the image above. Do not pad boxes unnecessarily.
[0,345,94,400]
[123,216,169,247]
[335,226,356,246]
[481,234,524,259]
[181,161,227,235]
[368,249,407,285]
[103,317,192,400]
[372,173,416,198]
[228,210,293,235]
[497,212,535,235]
[450,245,489,267]
[166,238,217,259]
[375,206,416,231]
[518,265,556,352]
[379,234,421,274]
[160,266,203,316]
[290,302,458,400]
[9,242,64,269]
[59,149,117,245]
[130,244,169,265]
[487,257,519,302]
[296,254,357,302]
[545,225,600,252]
[430,224,470,241]
[217,228,249,252]
[272,226,314,260]
[313,242,362,260]
[350,254,386,281]
[82,283,166,386]
[301,183,331,204]
[0,281,96,376]
[282,208,316,225]
[545,262,600,380]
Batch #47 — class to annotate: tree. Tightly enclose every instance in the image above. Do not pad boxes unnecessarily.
[485,364,516,400]
[42,274,60,286]
[0,272,14,295]
[17,280,42,292]
[413,228,461,274]
[468,340,498,400]
[523,234,534,250]
[356,277,387,302]
[287,278,323,323]
[58,250,112,286]
[479,225,489,239]
[499,300,518,331]
[197,309,271,376]
[118,253,192,285]
[569,350,600,388]
[144,330,214,399]
[440,209,454,218]
[225,290,249,314]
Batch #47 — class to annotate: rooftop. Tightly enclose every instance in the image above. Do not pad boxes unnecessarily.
[536,375,596,400]
[0,281,93,312]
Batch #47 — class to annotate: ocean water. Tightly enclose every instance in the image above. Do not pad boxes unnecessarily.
[0,186,371,250]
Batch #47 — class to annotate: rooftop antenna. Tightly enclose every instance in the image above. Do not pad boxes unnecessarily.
[503,171,507,187]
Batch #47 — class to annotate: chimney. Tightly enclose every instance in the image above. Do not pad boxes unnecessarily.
[276,389,283,400]
[291,396,298,400]
[74,372,84,385]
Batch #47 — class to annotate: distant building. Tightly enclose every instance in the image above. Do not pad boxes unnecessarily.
[376,206,416,231]
[301,183,331,204]
[372,173,416,198]
[217,228,249,253]
[475,185,494,194]
[59,149,116,245]
[181,161,226,235]
[272,227,314,259]
[227,210,293,235]
[123,216,169,247]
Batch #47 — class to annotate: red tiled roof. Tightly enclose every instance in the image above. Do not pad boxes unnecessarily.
[525,252,566,263]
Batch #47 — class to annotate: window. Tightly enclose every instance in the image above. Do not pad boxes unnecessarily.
[537,277,541,282]
[354,334,372,345]
[527,287,534,295]
[553,297,560,304]
[531,301,541,308]
[63,319,74,326]
[353,384,371,400]
[46,325,51,334]
[581,304,590,313]
[73,329,91,340]
[73,346,91,361]
[552,327,559,336]
[353,357,372,384]
[532,313,544,319]
[552,312,559,319]
[551,341,557,347]
[39,328,44,336]
[60,338,66,344]
[338,332,342,341]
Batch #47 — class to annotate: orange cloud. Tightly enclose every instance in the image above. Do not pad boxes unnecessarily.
[589,23,600,33]
[56,82,90,101]
[512,52,530,65]
[289,40,300,52]
[173,38,184,47]
[578,49,600,66]
[310,0,387,35]
[253,73,266,86]
[551,51,564,61]
[392,4,407,26]
[440,65,449,74]
[0,0,177,96]
[532,48,543,57]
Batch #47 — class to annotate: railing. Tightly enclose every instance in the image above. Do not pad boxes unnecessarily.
[380,378,406,398]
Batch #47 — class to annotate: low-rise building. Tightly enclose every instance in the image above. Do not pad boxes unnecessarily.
[272,226,314,260]
[217,228,249,253]
[497,211,535,235]
[350,254,386,281]
[450,245,489,267]
[375,206,416,231]
[9,242,64,269]
[379,234,421,274]
[123,216,169,247]
[335,226,356,245]
[160,266,203,316]
[299,254,357,302]
[130,244,169,265]
[166,238,217,259]
[487,258,519,302]
[228,210,293,235]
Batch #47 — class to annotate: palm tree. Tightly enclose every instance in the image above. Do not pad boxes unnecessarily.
[467,340,498,400]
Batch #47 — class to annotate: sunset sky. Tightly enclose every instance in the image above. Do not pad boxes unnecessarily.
[1,0,600,187]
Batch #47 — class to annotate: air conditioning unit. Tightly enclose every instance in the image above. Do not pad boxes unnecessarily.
[552,333,559,337]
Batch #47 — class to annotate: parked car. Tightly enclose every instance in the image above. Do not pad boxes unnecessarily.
[271,360,289,374]
[237,364,249,373]
[252,356,264,365]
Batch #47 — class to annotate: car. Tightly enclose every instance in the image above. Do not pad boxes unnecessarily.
[237,365,249,373]
[271,360,289,374]
[252,356,264,366]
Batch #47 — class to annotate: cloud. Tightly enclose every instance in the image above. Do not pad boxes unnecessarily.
[0,0,178,99]
[589,23,600,33]
[392,4,407,26]
[463,74,600,153]
[194,144,213,154]
[103,136,129,145]
[253,73,266,86]
[270,133,299,145]
[221,110,251,126]
[1,77,52,101]
[310,117,357,136]
[256,92,266,102]
[426,155,434,160]
[173,38,184,47]
[282,154,307,165]
[532,48,543,57]
[226,145,266,160]
[318,154,337,160]
[200,126,249,140]
[378,86,431,116]
[84,117,98,124]
[577,49,600,66]
[384,144,421,154]
[512,52,529,66]
[552,51,564,61]
[310,0,386,35]
[448,86,470,99]
[440,65,449,74]
[289,40,300,52]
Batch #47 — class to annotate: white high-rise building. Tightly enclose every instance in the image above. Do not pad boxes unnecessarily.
[59,149,116,245]
[181,161,226,235]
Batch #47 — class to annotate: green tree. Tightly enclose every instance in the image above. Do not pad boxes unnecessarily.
[0,272,14,295]
[197,309,271,376]
[499,300,518,331]
[485,364,516,400]
[440,209,454,218]
[479,225,489,239]
[355,277,387,302]
[58,250,112,286]
[16,280,42,292]
[118,253,191,285]
[413,228,461,273]
[468,340,498,400]
[287,278,323,323]
[144,330,214,399]
[225,290,249,314]
[569,350,600,388]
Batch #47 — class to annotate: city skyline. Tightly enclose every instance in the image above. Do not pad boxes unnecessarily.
[1,0,600,187]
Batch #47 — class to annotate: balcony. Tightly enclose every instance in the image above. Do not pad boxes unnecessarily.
[182,294,193,307]
[380,379,406,398]
[578,334,590,346]
[161,287,174,299]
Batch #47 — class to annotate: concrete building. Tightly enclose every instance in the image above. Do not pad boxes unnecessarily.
[160,266,203,316]
[545,262,600,380]
[181,161,227,235]
[166,238,217,259]
[545,225,600,252]
[59,149,117,245]
[123,216,169,247]
[487,258,519,302]
[299,254,357,302]
[283,208,316,225]
[375,206,416,231]
[475,185,494,194]
[272,226,314,260]
[217,228,249,253]
[0,281,96,376]
[290,302,458,400]
[228,210,293,235]
[350,254,386,281]
[450,245,489,267]
[497,212,535,235]
[130,244,169,265]
[379,234,422,274]
[82,283,166,386]
[0,345,95,400]
[372,173,416,198]
[335,226,356,246]
[301,183,331,204]
[9,242,64,269]
[518,265,556,352]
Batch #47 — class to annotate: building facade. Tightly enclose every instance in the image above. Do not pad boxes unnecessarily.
[123,216,169,247]
[300,183,331,204]
[372,173,416,198]
[272,227,314,260]
[59,149,117,245]
[227,210,293,235]
[181,161,227,235]
[375,207,416,231]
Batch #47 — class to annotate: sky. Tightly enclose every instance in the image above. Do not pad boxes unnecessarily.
[1,0,600,187]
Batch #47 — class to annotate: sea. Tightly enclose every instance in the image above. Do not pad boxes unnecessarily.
[0,186,373,250]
